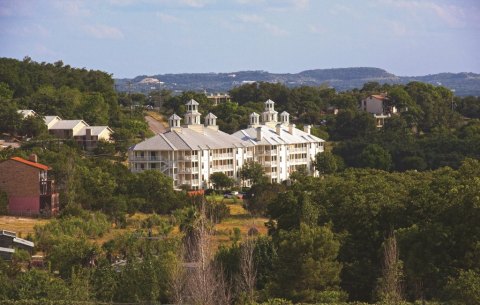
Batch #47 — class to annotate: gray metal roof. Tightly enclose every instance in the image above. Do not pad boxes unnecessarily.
[75,126,113,136]
[44,116,61,126]
[205,112,217,119]
[232,125,324,146]
[49,120,88,130]
[131,126,253,151]
[169,113,181,120]
[186,99,199,106]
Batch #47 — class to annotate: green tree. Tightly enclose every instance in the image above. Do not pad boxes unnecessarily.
[314,152,343,175]
[209,172,234,190]
[359,144,392,170]
[239,161,268,185]
[269,224,345,303]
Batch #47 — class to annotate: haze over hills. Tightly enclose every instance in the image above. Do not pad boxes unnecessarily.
[114,67,480,97]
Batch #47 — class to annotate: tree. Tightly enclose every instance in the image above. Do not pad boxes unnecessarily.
[210,172,234,190]
[359,144,392,170]
[446,269,480,305]
[20,114,48,137]
[239,161,268,185]
[269,224,345,303]
[314,152,343,175]
[245,183,285,216]
[376,234,404,304]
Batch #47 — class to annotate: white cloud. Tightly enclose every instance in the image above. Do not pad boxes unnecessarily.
[179,0,210,8]
[309,24,327,34]
[53,0,91,17]
[378,0,466,28]
[156,12,185,24]
[84,24,124,39]
[237,14,288,36]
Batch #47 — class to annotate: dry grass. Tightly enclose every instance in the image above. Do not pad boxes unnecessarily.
[0,216,49,238]
[146,111,169,127]
[0,202,269,248]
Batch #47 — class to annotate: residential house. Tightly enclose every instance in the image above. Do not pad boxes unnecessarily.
[207,93,231,106]
[74,126,114,150]
[0,155,59,216]
[361,94,398,127]
[48,119,89,138]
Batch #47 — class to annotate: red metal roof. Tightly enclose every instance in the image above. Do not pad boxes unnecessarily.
[10,157,50,171]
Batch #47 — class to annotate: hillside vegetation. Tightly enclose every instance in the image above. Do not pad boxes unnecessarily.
[0,58,479,304]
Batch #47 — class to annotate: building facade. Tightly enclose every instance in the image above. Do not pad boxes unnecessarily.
[129,99,324,189]
[0,155,59,216]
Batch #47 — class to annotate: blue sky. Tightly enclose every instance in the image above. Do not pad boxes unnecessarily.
[1,0,479,78]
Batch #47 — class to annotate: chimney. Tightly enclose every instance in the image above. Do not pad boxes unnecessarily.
[289,123,296,135]
[276,123,282,136]
[29,154,38,163]
[86,128,92,137]
[256,127,262,141]
[304,124,311,135]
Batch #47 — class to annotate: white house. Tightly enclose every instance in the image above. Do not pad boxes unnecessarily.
[360,94,398,127]
[17,110,37,118]
[128,99,325,189]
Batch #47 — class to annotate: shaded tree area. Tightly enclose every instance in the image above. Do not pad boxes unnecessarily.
[262,159,480,303]
[0,58,150,154]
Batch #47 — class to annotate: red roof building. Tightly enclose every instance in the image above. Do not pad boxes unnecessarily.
[0,155,59,216]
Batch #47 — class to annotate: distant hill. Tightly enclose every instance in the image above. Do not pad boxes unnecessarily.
[115,67,480,96]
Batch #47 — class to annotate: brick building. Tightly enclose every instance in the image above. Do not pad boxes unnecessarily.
[0,155,59,216]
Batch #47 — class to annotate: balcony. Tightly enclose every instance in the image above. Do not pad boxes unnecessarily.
[40,180,56,196]
[179,155,199,161]
[178,167,199,174]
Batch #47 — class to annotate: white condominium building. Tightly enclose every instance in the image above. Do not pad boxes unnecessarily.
[128,99,324,189]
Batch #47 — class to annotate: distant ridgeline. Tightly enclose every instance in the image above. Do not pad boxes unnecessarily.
[115,67,480,96]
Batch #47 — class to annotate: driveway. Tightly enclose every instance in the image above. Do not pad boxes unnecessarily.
[145,115,167,134]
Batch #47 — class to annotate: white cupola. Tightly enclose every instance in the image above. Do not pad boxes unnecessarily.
[249,112,260,127]
[168,113,181,128]
[204,112,218,130]
[280,111,290,125]
[184,99,201,125]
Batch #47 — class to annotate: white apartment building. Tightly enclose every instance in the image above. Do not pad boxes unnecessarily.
[128,99,325,189]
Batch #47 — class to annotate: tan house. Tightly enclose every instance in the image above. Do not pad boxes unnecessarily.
[17,110,37,118]
[48,120,89,138]
[74,126,114,150]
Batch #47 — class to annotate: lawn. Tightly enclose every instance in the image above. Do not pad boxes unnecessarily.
[0,216,48,238]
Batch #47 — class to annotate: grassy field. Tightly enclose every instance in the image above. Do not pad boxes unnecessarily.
[0,199,268,248]
[0,216,48,238]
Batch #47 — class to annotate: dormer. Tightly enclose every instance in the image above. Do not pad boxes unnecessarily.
[205,112,219,131]
[280,111,290,125]
[249,112,260,127]
[168,113,181,128]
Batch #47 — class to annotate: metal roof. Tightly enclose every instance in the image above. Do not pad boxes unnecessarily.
[169,113,181,120]
[232,125,325,146]
[44,116,61,126]
[131,126,253,151]
[205,112,217,119]
[75,126,113,136]
[49,120,88,130]
[186,99,199,106]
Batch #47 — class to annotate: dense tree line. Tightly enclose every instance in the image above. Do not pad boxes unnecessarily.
[0,57,150,154]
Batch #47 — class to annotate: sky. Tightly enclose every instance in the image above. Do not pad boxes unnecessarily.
[1,0,479,78]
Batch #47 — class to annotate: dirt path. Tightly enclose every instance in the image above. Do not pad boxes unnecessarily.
[145,112,168,134]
